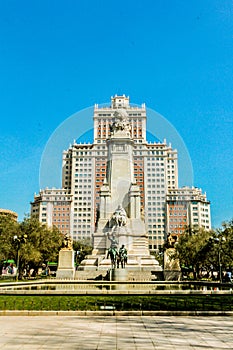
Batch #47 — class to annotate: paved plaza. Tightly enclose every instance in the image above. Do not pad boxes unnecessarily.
[0,316,232,349]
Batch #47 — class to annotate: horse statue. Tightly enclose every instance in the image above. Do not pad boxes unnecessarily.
[107,233,118,268]
[118,245,128,268]
[112,205,127,227]
[107,247,118,268]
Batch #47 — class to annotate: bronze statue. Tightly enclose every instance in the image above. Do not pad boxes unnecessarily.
[118,244,127,268]
[107,233,118,268]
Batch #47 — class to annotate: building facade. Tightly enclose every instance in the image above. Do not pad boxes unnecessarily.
[0,209,18,221]
[31,95,211,251]
[31,189,72,234]
[166,187,211,236]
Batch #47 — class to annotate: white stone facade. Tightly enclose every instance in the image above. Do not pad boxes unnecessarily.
[31,95,211,251]
[60,95,180,249]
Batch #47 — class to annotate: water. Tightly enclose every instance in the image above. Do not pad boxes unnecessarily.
[0,281,231,292]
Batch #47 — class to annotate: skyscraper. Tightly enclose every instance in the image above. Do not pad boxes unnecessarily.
[31,95,211,251]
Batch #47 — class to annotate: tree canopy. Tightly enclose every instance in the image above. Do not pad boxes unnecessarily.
[174,220,233,280]
[0,215,63,278]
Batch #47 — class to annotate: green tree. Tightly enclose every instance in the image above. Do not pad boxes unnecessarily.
[216,220,233,271]
[0,215,19,271]
[174,226,215,279]
[17,217,63,277]
[174,221,233,280]
[0,215,63,278]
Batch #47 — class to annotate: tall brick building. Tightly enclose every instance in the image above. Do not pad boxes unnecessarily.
[31,95,211,251]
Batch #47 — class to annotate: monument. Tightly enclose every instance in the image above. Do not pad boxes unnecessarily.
[56,233,75,279]
[79,109,161,276]
[163,233,181,281]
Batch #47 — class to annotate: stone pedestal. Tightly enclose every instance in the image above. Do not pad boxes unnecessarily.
[112,268,128,281]
[56,249,75,279]
[163,248,181,281]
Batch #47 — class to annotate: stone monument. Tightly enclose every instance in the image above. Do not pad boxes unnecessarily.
[56,233,75,279]
[80,109,161,275]
[163,233,181,281]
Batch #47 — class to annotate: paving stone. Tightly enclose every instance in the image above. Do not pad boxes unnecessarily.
[0,316,233,349]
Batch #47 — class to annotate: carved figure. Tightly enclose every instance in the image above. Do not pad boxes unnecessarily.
[110,109,131,134]
[118,244,128,268]
[112,205,127,227]
[167,233,178,248]
[107,247,118,268]
[62,233,73,250]
[107,233,118,268]
[108,233,118,249]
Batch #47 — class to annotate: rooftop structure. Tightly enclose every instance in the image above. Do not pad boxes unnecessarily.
[0,209,18,221]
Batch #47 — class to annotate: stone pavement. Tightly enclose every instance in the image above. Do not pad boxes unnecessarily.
[0,316,232,349]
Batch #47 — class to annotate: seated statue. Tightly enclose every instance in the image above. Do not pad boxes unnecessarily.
[112,205,127,227]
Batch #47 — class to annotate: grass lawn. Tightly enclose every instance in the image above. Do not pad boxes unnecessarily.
[0,294,232,311]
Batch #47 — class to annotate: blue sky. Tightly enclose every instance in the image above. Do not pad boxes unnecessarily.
[0,0,232,228]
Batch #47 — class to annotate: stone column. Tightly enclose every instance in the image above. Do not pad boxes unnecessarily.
[106,137,134,209]
[129,182,141,219]
[99,181,111,220]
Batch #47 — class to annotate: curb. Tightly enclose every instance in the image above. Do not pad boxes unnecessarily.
[0,310,233,316]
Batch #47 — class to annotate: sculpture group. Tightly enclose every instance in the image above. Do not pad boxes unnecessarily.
[106,205,128,268]
[107,238,128,269]
[81,107,160,274]
[110,109,131,135]
[112,205,127,228]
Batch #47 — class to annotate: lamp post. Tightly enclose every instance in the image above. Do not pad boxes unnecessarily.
[210,236,225,283]
[13,234,27,281]
[216,237,226,284]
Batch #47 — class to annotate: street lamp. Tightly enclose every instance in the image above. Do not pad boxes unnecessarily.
[13,234,27,281]
[210,236,226,283]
